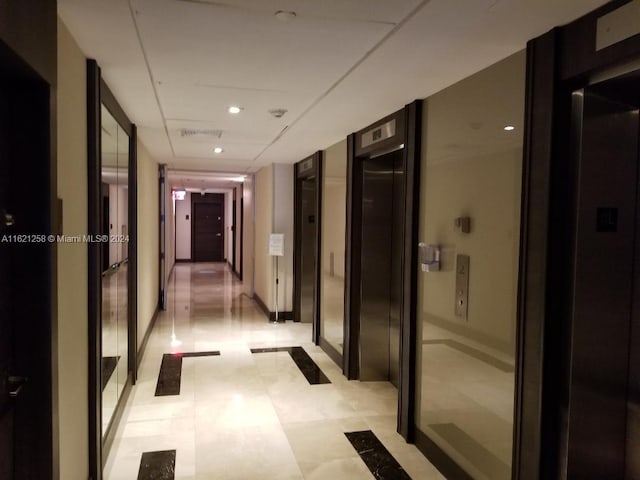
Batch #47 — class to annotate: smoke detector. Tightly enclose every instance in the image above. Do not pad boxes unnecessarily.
[268,108,288,119]
[274,10,296,23]
[180,128,223,138]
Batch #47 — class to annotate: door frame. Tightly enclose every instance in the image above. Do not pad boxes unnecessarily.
[344,101,422,440]
[0,21,57,478]
[293,151,323,340]
[517,1,640,477]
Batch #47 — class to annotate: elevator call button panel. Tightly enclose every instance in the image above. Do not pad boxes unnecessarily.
[455,254,470,320]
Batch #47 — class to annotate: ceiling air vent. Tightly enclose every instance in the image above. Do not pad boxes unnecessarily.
[180,128,223,138]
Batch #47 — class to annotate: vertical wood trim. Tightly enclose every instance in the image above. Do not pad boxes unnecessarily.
[86,58,102,480]
[344,133,360,379]
[129,124,138,384]
[313,152,323,345]
[398,100,422,441]
[514,31,558,480]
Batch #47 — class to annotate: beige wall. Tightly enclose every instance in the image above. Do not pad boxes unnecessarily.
[322,140,347,278]
[137,142,159,349]
[419,51,525,353]
[56,17,89,480]
[273,163,294,311]
[242,175,255,297]
[254,165,273,308]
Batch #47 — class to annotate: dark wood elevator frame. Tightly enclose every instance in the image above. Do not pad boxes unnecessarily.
[344,101,422,441]
[293,151,323,336]
[513,1,640,478]
[87,59,138,480]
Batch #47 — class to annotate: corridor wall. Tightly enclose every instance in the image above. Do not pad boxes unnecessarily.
[57,17,89,480]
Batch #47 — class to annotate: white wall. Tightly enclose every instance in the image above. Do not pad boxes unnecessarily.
[137,143,159,350]
[175,192,191,260]
[56,17,89,480]
[273,163,294,311]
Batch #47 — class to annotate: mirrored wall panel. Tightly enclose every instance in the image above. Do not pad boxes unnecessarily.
[320,140,347,356]
[415,51,525,479]
[100,104,130,434]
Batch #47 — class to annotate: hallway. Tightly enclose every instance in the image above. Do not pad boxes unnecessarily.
[105,263,442,479]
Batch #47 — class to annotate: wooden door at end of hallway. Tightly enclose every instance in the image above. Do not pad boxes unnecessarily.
[192,194,224,262]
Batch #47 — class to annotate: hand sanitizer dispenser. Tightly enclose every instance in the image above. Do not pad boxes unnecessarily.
[419,243,441,272]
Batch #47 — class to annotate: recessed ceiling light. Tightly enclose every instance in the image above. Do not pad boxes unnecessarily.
[213,147,224,154]
[228,106,242,114]
[504,125,515,131]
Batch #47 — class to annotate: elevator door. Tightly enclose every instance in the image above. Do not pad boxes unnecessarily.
[567,71,640,479]
[0,80,15,480]
[359,149,403,385]
[299,177,317,323]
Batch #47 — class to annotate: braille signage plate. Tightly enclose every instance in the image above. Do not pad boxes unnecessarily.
[361,119,396,149]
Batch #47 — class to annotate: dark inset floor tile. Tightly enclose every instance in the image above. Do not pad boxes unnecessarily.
[101,355,119,391]
[182,351,221,358]
[345,430,412,480]
[155,351,222,396]
[137,450,176,480]
[289,346,330,385]
[155,354,182,396]
[250,346,330,385]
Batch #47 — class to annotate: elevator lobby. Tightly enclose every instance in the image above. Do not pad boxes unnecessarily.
[2,1,640,480]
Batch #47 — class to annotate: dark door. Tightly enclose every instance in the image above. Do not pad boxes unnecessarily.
[192,195,224,262]
[359,149,403,386]
[299,177,317,323]
[0,79,15,480]
[566,71,640,479]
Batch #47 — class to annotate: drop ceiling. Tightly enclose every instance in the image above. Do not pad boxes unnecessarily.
[58,0,609,174]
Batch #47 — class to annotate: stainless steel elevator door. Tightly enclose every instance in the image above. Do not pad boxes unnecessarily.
[300,177,317,324]
[359,149,403,385]
[567,73,640,479]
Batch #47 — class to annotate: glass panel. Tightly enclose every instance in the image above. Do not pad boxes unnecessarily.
[415,50,525,479]
[116,121,129,404]
[320,140,347,354]
[100,105,130,435]
[100,105,118,433]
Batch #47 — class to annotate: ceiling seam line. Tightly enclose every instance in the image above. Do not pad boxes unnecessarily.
[251,0,432,164]
[127,0,177,159]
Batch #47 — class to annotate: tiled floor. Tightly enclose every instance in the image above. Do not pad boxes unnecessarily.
[105,263,444,480]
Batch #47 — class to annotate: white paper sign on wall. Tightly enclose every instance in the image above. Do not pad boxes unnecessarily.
[269,233,284,256]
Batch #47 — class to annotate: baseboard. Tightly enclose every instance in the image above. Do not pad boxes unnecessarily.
[175,258,191,263]
[137,305,160,371]
[414,427,473,480]
[253,293,292,322]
